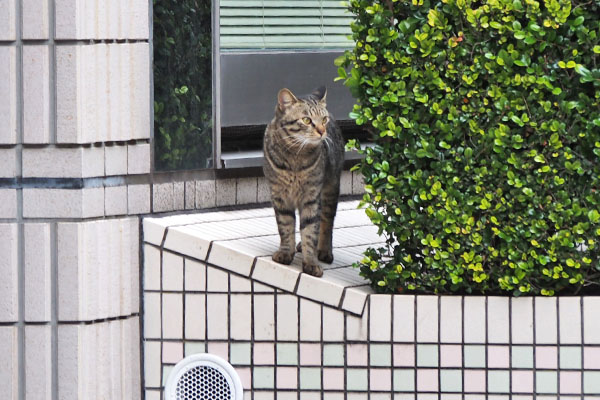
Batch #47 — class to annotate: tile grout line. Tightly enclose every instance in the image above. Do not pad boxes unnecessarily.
[16,0,25,398]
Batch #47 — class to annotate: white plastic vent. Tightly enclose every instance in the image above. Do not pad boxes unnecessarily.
[164,354,243,400]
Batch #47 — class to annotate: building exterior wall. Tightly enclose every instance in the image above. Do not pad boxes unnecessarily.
[0,1,149,398]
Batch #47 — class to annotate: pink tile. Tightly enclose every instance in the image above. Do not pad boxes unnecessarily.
[488,346,510,369]
[323,368,345,390]
[347,343,368,366]
[464,370,486,392]
[162,342,183,364]
[417,369,438,392]
[536,346,557,369]
[393,344,415,367]
[277,367,298,389]
[207,342,228,361]
[584,348,600,369]
[560,371,582,394]
[370,368,391,391]
[440,345,462,367]
[300,343,321,366]
[254,343,274,365]
[237,367,252,389]
[512,370,534,393]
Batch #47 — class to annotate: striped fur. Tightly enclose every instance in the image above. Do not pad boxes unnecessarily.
[263,87,344,277]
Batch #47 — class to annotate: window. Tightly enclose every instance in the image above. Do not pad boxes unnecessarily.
[153,0,356,171]
[220,0,353,50]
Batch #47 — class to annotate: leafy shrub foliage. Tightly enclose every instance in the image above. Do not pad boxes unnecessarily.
[154,0,213,170]
[340,0,600,295]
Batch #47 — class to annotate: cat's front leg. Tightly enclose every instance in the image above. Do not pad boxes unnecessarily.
[272,197,296,265]
[299,199,323,277]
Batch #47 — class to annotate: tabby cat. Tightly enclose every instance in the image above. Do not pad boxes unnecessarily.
[263,86,344,277]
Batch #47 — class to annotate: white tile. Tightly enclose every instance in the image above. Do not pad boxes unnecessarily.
[82,187,105,218]
[128,143,151,175]
[25,325,51,400]
[57,326,83,399]
[0,0,16,40]
[57,223,84,321]
[0,46,16,144]
[252,257,300,293]
[323,306,344,342]
[230,274,252,292]
[118,45,131,141]
[23,189,85,218]
[535,297,557,344]
[488,297,509,344]
[0,189,17,218]
[207,240,258,277]
[107,43,121,140]
[584,297,600,344]
[0,224,18,322]
[512,297,533,344]
[56,45,81,143]
[0,148,16,178]
[94,44,108,142]
[162,293,183,339]
[559,297,581,344]
[254,294,275,340]
[144,341,161,388]
[277,294,298,341]
[23,45,50,143]
[24,223,51,322]
[163,225,211,261]
[105,144,128,176]
[206,294,228,340]
[393,295,415,342]
[81,45,97,143]
[299,298,321,341]
[341,286,371,315]
[464,296,486,343]
[22,0,49,38]
[296,272,344,308]
[108,321,122,399]
[128,184,151,214]
[128,219,141,316]
[230,294,252,340]
[440,296,462,343]
[416,296,438,342]
[82,146,105,178]
[162,251,183,291]
[184,294,205,340]
[206,266,229,293]
[129,0,150,39]
[130,43,150,139]
[346,306,369,341]
[370,295,392,341]
[185,259,206,291]
[104,185,128,216]
[0,326,17,400]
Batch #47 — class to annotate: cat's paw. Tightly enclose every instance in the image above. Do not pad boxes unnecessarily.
[302,261,323,277]
[296,242,302,252]
[272,250,294,265]
[317,249,334,263]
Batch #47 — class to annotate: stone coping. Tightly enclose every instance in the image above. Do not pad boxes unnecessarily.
[143,200,381,316]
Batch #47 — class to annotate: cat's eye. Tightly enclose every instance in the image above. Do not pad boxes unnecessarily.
[301,117,312,125]
[322,116,329,124]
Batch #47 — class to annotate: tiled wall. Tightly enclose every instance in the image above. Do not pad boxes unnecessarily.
[143,246,600,399]
[0,1,148,398]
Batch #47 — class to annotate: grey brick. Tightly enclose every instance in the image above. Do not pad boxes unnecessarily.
[236,177,258,205]
[152,183,173,212]
[216,178,236,207]
[195,180,216,209]
[184,181,195,210]
[128,184,150,214]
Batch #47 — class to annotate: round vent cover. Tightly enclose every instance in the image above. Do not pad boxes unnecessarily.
[164,354,243,400]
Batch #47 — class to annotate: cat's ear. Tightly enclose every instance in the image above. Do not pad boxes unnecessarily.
[312,86,327,104]
[277,88,298,110]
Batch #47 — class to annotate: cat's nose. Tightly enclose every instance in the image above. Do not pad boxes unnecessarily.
[316,125,325,136]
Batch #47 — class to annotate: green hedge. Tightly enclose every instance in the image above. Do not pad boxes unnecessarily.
[153,0,213,170]
[340,0,600,295]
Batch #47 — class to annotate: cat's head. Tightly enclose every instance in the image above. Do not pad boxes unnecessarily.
[274,86,330,144]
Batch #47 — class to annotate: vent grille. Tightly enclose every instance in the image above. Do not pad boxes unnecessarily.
[220,0,353,50]
[165,354,243,400]
[176,365,232,400]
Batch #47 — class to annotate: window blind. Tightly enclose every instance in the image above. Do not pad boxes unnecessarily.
[220,0,353,50]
